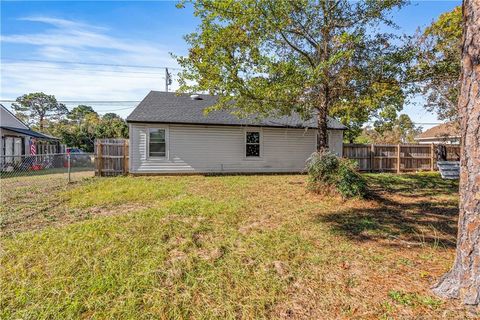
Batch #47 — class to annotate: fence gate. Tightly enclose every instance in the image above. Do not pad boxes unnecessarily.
[94,139,129,176]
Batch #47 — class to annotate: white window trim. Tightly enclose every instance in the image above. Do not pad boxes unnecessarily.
[244,127,263,160]
[147,125,169,160]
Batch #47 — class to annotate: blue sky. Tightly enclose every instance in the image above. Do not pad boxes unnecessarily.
[0,0,461,127]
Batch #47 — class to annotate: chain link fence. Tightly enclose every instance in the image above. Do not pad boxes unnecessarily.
[0,153,95,184]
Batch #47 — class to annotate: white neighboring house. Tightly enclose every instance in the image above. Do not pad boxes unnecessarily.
[126,91,346,174]
[0,104,61,167]
[414,122,460,144]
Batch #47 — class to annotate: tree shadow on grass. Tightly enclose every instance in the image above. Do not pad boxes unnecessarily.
[317,173,459,248]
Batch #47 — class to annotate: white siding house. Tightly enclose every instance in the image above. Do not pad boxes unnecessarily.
[127,92,346,174]
[0,104,61,162]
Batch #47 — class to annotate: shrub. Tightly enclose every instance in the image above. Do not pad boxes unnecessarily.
[306,151,367,198]
[336,158,367,198]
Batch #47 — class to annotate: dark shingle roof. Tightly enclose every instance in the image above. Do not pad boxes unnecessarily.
[0,126,59,140]
[126,91,346,129]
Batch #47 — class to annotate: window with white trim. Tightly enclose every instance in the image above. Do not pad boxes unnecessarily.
[245,131,261,157]
[149,128,166,157]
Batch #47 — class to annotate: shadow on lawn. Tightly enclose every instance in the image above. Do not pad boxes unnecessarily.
[318,173,460,248]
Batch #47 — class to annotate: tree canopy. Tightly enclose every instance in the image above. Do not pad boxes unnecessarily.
[355,114,421,144]
[47,110,128,152]
[411,6,462,121]
[12,92,68,130]
[176,0,410,150]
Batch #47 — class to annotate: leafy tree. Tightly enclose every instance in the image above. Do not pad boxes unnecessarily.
[412,6,461,121]
[12,92,68,131]
[355,114,421,144]
[96,113,129,139]
[47,109,128,152]
[176,0,409,151]
[102,112,122,121]
[68,105,97,124]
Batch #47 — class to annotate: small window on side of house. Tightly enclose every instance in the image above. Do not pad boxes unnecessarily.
[149,128,166,157]
[246,131,260,157]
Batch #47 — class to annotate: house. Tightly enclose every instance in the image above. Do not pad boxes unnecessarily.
[1,104,61,167]
[126,91,346,174]
[414,122,460,144]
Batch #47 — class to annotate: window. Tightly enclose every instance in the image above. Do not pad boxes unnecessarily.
[246,131,260,157]
[149,128,166,157]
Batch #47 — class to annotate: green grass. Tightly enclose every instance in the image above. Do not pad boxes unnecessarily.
[0,173,470,319]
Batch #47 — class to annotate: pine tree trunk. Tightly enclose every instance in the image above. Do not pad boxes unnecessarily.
[432,0,480,306]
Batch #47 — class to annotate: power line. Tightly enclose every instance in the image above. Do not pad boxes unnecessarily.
[2,58,182,70]
[96,106,137,112]
[0,100,141,103]
[1,64,170,76]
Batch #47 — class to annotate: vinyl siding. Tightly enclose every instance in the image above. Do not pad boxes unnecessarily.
[129,123,343,173]
[0,107,29,129]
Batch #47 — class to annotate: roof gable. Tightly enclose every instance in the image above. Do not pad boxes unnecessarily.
[0,104,29,129]
[127,91,346,130]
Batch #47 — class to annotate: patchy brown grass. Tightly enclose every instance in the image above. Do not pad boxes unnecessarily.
[1,172,477,319]
[0,171,94,235]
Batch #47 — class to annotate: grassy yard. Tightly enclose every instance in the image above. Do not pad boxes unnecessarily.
[0,173,473,319]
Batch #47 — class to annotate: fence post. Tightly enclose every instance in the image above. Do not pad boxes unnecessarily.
[397,144,401,173]
[430,143,435,171]
[123,140,129,175]
[370,144,374,172]
[67,152,71,183]
[97,140,103,177]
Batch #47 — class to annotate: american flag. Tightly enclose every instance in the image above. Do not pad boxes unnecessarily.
[30,139,36,155]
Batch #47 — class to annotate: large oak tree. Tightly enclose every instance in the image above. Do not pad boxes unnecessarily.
[176,0,409,151]
[432,0,480,306]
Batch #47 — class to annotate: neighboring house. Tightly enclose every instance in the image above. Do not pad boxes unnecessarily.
[126,91,346,174]
[0,104,61,165]
[414,122,460,144]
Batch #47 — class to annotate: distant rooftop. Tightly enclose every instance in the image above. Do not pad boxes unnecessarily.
[416,122,460,140]
[127,91,346,130]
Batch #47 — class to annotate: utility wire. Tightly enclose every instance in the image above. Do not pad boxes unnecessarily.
[0,100,141,103]
[1,64,171,76]
[2,58,182,70]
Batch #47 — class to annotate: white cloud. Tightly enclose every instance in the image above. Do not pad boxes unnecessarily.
[1,15,181,116]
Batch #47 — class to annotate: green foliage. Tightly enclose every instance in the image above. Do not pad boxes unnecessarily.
[176,0,409,148]
[356,114,422,144]
[306,151,366,198]
[68,105,96,122]
[47,111,128,152]
[12,92,68,130]
[306,151,340,185]
[411,6,461,121]
[336,158,367,198]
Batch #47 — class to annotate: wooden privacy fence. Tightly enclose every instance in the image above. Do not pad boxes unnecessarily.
[343,143,461,172]
[94,139,129,176]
